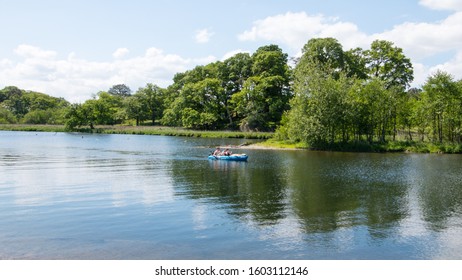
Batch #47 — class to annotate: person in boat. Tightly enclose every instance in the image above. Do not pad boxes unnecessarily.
[212,147,221,156]
[222,148,232,156]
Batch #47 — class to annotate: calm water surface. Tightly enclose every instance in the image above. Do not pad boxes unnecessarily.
[1,131,462,259]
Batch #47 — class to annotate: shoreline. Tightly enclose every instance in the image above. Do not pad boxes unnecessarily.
[0,124,273,139]
[2,124,462,154]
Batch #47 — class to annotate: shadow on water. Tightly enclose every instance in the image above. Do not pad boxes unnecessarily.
[406,155,462,231]
[285,152,411,238]
[2,132,462,259]
[170,153,288,226]
[169,150,414,237]
[169,149,462,238]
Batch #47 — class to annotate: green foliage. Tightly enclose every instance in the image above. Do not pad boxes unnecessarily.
[161,46,291,131]
[284,68,352,146]
[3,38,462,154]
[299,38,345,79]
[108,84,132,97]
[0,86,69,124]
[64,91,125,129]
[0,107,17,124]
[278,37,421,149]
[417,71,462,143]
[366,40,414,89]
[22,108,67,124]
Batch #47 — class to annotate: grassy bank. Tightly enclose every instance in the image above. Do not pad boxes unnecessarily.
[0,124,68,132]
[257,139,462,154]
[0,124,273,139]
[3,124,462,153]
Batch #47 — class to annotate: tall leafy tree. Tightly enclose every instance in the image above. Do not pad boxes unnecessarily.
[344,47,368,79]
[366,40,414,89]
[0,86,69,124]
[232,45,291,131]
[108,84,132,97]
[161,63,226,129]
[299,38,345,78]
[218,53,253,126]
[65,91,124,129]
[280,38,351,144]
[418,71,462,143]
[123,94,146,126]
[0,86,28,117]
[136,83,165,125]
[278,37,421,147]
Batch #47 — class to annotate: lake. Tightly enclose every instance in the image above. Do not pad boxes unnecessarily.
[1,131,462,259]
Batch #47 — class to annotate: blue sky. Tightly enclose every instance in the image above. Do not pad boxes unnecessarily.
[1,0,461,102]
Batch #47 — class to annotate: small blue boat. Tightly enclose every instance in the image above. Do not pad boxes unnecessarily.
[208,154,248,161]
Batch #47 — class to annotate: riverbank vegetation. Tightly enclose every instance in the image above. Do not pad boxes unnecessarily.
[2,37,462,152]
[0,124,272,139]
[274,38,462,152]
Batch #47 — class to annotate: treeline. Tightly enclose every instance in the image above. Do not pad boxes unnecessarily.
[74,44,290,131]
[0,86,69,124]
[2,37,462,147]
[276,38,462,147]
[160,45,291,131]
[1,44,291,131]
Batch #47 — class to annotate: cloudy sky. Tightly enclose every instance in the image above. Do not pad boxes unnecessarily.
[1,0,462,102]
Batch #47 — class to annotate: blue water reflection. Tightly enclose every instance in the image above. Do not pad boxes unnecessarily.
[1,131,462,259]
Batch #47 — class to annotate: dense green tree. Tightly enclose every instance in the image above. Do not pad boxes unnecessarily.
[22,108,68,125]
[161,63,225,128]
[418,71,462,143]
[344,47,368,79]
[138,83,165,125]
[179,78,225,129]
[0,86,22,103]
[108,84,132,97]
[282,69,352,145]
[231,45,291,131]
[252,44,289,78]
[7,38,462,149]
[0,86,69,124]
[161,48,291,131]
[232,75,291,131]
[277,37,419,147]
[291,39,413,143]
[65,103,95,129]
[279,38,350,144]
[299,38,345,78]
[65,91,124,129]
[0,107,17,123]
[218,53,253,126]
[123,94,146,126]
[348,78,394,142]
[1,89,28,117]
[366,40,414,89]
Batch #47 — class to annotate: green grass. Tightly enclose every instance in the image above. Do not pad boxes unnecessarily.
[0,124,67,132]
[0,124,273,139]
[257,138,462,154]
[3,124,462,153]
[94,125,273,139]
[254,139,309,149]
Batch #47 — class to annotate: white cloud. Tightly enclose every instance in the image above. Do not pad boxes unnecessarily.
[238,12,369,52]
[373,12,462,60]
[428,50,462,80]
[14,44,57,59]
[238,10,462,86]
[419,0,462,11]
[195,28,214,43]
[112,48,130,59]
[0,44,214,102]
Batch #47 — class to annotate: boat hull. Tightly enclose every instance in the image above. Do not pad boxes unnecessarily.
[208,154,248,161]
